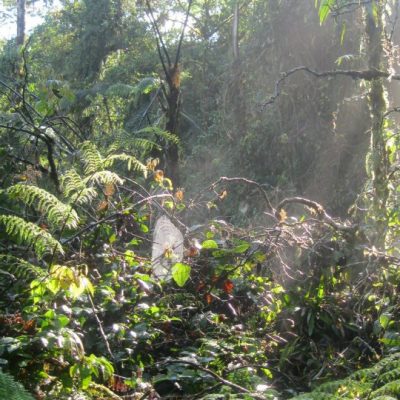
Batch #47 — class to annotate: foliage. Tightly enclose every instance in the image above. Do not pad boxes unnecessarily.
[0,370,35,400]
[1,0,400,399]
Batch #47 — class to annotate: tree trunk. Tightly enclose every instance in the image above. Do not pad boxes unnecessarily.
[365,1,388,247]
[16,0,26,46]
[231,0,247,144]
[165,65,181,186]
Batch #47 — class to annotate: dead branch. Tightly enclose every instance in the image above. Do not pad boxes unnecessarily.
[261,66,400,108]
[275,196,356,232]
[209,176,274,212]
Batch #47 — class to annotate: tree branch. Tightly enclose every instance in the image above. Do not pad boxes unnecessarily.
[156,359,267,399]
[174,0,193,68]
[209,176,274,212]
[275,197,356,232]
[261,66,400,108]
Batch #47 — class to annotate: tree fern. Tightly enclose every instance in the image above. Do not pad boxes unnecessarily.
[0,370,35,400]
[0,215,64,258]
[7,184,79,229]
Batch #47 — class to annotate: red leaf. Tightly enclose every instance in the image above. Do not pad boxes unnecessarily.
[223,279,234,294]
[205,293,212,304]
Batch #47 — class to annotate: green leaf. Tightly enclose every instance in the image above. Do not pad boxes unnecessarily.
[379,314,391,330]
[202,239,218,249]
[318,0,334,24]
[172,263,191,287]
[233,242,250,254]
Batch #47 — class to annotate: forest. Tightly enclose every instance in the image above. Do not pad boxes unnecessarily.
[1,0,400,399]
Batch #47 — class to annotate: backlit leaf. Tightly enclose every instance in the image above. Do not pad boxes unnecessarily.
[172,263,191,287]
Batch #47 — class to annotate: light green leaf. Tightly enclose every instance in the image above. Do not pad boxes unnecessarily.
[172,263,191,287]
[233,243,250,254]
[202,239,218,249]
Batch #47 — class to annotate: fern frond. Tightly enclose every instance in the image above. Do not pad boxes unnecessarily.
[80,141,104,175]
[84,171,124,186]
[62,170,98,205]
[8,184,79,229]
[105,83,135,98]
[133,77,159,95]
[0,215,64,258]
[137,126,180,145]
[108,135,161,154]
[0,370,35,400]
[376,368,400,387]
[62,169,86,197]
[70,187,98,205]
[0,254,45,283]
[372,379,400,398]
[131,137,161,152]
[104,153,147,176]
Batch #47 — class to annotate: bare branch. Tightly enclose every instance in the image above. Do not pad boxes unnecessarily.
[174,0,193,68]
[156,359,267,400]
[209,176,274,212]
[261,66,400,108]
[275,197,356,232]
[145,0,172,68]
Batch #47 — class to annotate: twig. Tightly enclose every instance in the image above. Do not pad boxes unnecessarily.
[209,176,275,212]
[156,359,267,399]
[63,193,174,244]
[87,292,115,360]
[275,197,356,232]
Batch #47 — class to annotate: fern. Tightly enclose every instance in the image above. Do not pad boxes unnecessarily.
[80,141,104,175]
[138,126,180,145]
[290,353,400,399]
[104,153,147,176]
[62,169,86,197]
[79,141,145,182]
[133,76,159,95]
[61,169,98,205]
[8,184,79,229]
[0,370,35,400]
[105,83,135,98]
[376,368,400,387]
[0,215,64,258]
[0,255,45,283]
[108,134,161,156]
[85,170,124,186]
[372,379,400,398]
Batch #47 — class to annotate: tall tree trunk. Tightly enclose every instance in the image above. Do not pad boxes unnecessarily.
[16,0,26,46]
[165,65,181,186]
[365,1,388,247]
[231,0,247,144]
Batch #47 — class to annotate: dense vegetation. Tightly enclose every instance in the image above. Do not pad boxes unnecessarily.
[1,0,400,399]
